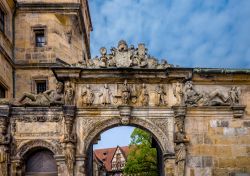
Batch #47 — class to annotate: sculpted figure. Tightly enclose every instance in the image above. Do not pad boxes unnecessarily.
[228,86,240,105]
[138,84,149,106]
[184,81,203,106]
[64,82,74,105]
[173,82,184,106]
[17,82,64,106]
[81,85,94,106]
[174,118,189,176]
[107,47,116,67]
[65,143,75,175]
[99,84,112,106]
[155,84,167,106]
[133,44,148,67]
[99,47,108,68]
[0,146,8,176]
[121,80,131,105]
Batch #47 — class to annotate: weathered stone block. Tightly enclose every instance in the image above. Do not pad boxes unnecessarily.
[243,121,250,127]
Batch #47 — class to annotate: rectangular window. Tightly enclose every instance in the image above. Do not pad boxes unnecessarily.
[0,8,4,33]
[34,29,45,47]
[36,80,47,93]
[0,85,6,98]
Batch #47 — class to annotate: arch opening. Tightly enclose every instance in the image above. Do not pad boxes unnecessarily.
[86,124,165,176]
[24,148,58,176]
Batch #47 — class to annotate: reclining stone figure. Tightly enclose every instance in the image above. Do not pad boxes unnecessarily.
[16,82,64,106]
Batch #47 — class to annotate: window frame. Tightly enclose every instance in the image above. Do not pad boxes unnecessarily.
[31,25,47,48]
[31,77,48,94]
[34,29,45,47]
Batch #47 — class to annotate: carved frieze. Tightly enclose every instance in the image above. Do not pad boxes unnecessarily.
[13,115,63,122]
[77,83,171,107]
[184,81,242,107]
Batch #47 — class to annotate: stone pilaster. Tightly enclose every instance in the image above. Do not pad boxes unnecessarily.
[164,152,176,176]
[75,155,87,176]
[0,105,11,176]
[63,105,77,176]
[172,106,189,176]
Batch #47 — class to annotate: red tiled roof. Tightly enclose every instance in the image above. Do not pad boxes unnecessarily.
[94,146,130,171]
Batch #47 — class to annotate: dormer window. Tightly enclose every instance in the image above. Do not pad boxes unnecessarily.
[34,29,45,47]
[0,8,4,33]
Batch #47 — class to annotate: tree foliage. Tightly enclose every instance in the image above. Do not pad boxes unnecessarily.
[123,128,158,176]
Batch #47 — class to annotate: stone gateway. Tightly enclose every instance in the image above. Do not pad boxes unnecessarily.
[0,0,250,176]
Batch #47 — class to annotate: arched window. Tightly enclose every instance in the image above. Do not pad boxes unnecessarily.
[25,149,58,176]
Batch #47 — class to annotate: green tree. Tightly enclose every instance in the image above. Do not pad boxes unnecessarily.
[123,128,158,176]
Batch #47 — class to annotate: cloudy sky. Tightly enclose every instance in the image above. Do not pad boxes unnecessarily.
[90,0,250,149]
[89,0,250,68]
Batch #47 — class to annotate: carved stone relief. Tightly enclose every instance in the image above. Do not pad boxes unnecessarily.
[155,84,167,106]
[81,84,95,106]
[99,84,112,106]
[184,81,242,107]
[64,81,75,106]
[77,83,170,107]
[173,82,184,106]
[11,82,64,107]
[173,106,189,176]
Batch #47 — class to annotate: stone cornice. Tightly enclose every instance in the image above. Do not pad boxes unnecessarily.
[51,67,193,83]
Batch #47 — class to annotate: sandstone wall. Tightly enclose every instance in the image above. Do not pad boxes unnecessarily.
[0,53,13,98]
[15,13,84,65]
[0,0,14,98]
[185,83,250,175]
[15,68,57,98]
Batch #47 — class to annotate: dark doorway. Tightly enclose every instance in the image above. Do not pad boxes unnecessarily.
[25,149,58,176]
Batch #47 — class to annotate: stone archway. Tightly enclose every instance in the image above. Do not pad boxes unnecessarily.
[75,106,175,176]
[12,140,61,176]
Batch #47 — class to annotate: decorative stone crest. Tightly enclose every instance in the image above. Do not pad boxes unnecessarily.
[75,40,172,69]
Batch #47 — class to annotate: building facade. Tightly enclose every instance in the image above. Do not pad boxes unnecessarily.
[0,0,250,176]
[94,146,129,176]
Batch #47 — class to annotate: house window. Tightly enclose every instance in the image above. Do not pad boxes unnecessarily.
[0,8,4,33]
[36,80,47,93]
[0,85,6,98]
[34,29,45,47]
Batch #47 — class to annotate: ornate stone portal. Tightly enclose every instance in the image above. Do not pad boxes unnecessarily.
[0,41,249,176]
